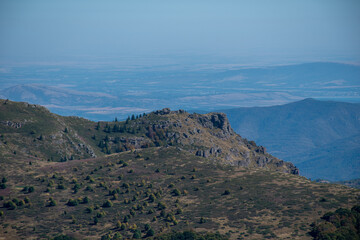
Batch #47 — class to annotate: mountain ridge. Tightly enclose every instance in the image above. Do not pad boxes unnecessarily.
[0,99,298,174]
[220,98,360,181]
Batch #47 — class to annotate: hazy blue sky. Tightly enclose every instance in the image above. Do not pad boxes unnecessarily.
[1,0,360,65]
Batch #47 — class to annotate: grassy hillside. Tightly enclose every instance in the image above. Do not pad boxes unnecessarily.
[0,99,359,239]
[0,147,359,239]
[0,99,100,163]
[221,98,360,181]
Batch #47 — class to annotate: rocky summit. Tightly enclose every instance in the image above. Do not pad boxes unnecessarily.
[140,108,298,174]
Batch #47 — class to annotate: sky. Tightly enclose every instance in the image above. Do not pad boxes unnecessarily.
[0,0,360,65]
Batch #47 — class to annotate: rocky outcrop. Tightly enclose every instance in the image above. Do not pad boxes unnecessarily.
[1,120,24,128]
[196,147,222,158]
[154,108,186,115]
[102,108,300,175]
[77,143,96,158]
[145,109,300,175]
[195,113,234,139]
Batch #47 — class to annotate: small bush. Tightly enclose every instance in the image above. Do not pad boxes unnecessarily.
[86,207,93,213]
[66,199,78,206]
[158,202,166,210]
[28,186,35,193]
[102,200,113,208]
[82,196,89,204]
[4,201,16,210]
[133,230,141,239]
[223,189,230,195]
[146,228,155,237]
[172,188,181,196]
[48,198,56,207]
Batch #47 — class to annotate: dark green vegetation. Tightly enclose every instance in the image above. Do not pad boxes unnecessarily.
[0,99,359,239]
[310,206,360,240]
[152,230,228,240]
[221,98,360,181]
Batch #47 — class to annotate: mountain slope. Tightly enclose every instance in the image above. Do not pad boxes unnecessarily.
[0,99,99,162]
[0,99,359,239]
[0,99,298,174]
[0,146,359,240]
[296,134,360,181]
[221,98,360,181]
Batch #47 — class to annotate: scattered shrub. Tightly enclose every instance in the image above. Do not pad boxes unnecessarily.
[102,200,113,208]
[66,199,78,206]
[158,202,166,210]
[133,229,141,239]
[172,188,181,196]
[146,228,155,237]
[223,189,230,195]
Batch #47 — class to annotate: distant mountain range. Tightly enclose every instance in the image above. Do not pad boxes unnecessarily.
[221,98,360,181]
[0,83,117,104]
[1,62,359,121]
[0,84,148,120]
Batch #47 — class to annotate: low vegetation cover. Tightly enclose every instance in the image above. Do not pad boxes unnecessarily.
[151,230,228,240]
[1,146,359,239]
[0,99,359,239]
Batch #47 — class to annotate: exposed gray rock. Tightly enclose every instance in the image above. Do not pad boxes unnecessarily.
[255,146,266,154]
[196,147,222,158]
[196,113,234,139]
[154,108,171,115]
[1,121,23,128]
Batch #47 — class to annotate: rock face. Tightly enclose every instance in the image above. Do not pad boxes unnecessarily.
[0,120,24,128]
[196,113,234,139]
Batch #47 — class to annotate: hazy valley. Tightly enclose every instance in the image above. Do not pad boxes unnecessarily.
[1,62,359,121]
